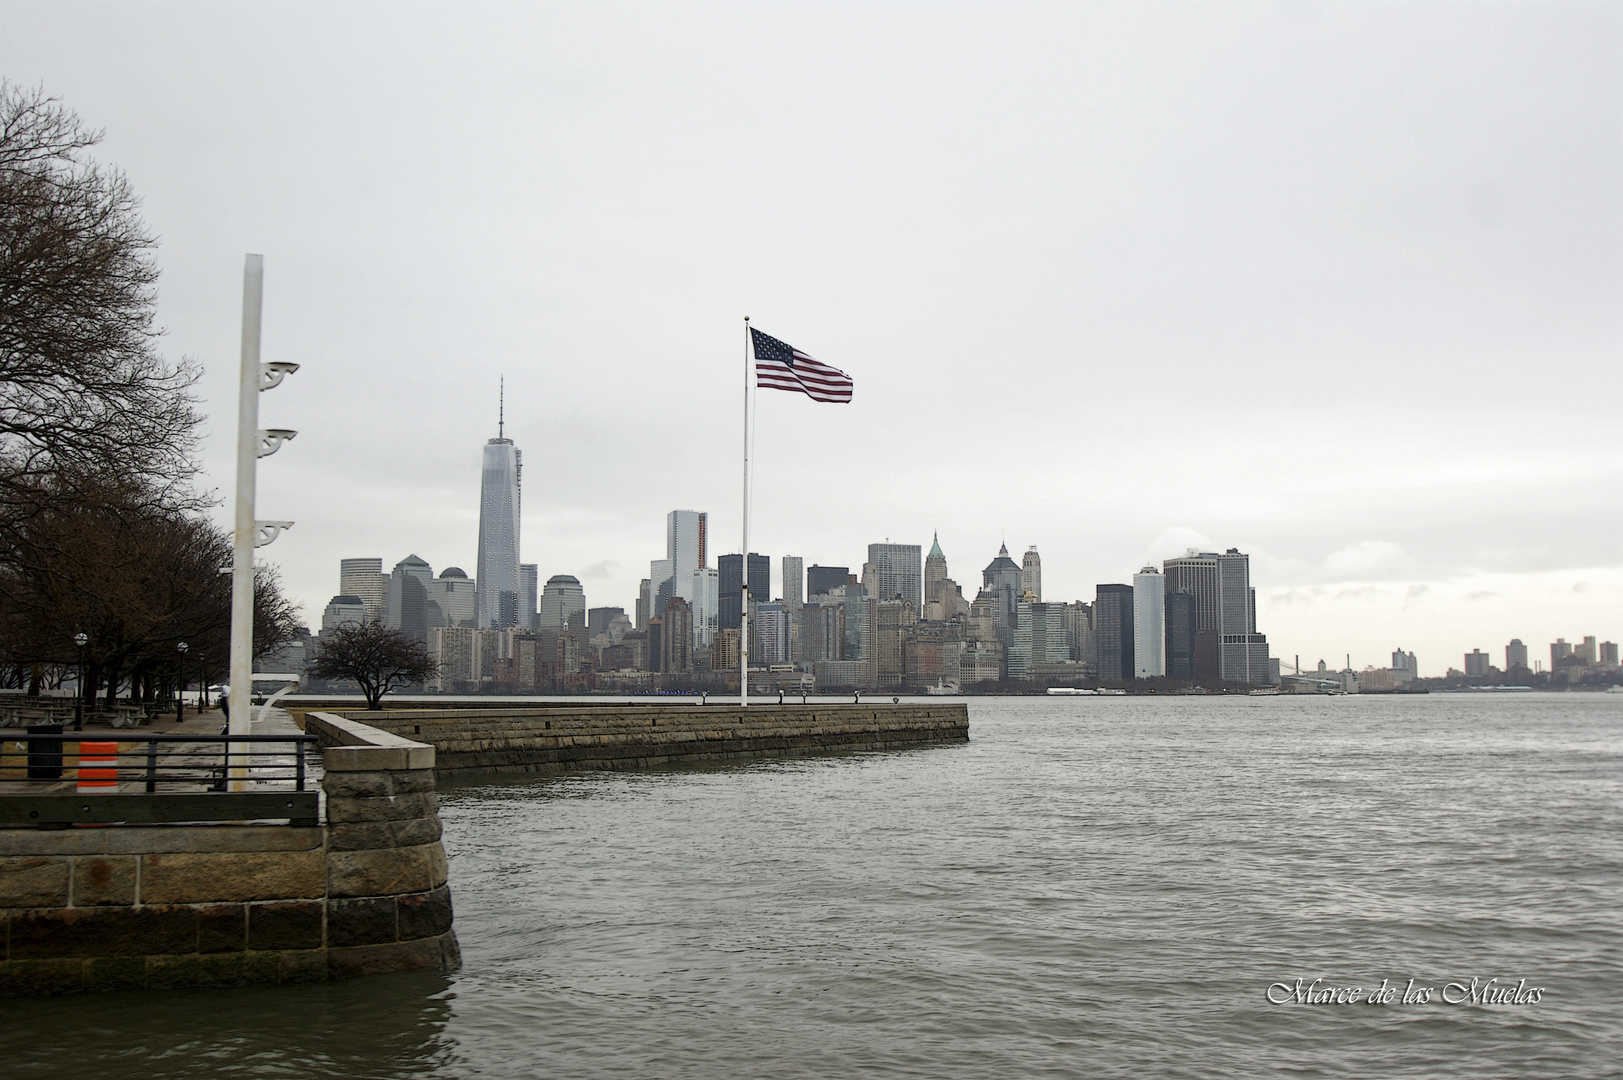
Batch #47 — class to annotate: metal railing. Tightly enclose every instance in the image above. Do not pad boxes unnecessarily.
[0,732,317,791]
[0,732,321,826]
[0,703,161,730]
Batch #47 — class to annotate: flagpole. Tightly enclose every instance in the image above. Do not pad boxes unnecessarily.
[740,317,751,707]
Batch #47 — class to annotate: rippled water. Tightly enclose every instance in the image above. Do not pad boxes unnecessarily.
[7,695,1622,1078]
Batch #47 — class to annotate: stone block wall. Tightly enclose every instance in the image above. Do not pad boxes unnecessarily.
[334,702,970,777]
[312,713,457,981]
[0,715,458,995]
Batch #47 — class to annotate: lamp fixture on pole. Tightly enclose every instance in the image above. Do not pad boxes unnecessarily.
[73,632,87,732]
[176,642,189,725]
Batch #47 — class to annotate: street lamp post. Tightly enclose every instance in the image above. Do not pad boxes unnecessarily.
[73,632,87,732]
[176,642,189,725]
[228,255,298,790]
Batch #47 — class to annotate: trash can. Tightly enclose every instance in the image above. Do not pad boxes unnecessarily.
[26,722,63,780]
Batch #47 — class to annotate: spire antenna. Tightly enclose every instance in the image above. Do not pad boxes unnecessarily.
[499,376,504,439]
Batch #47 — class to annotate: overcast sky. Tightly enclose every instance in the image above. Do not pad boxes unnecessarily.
[4,1,1619,675]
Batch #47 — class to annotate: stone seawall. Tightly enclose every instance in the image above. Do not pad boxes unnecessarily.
[0,715,458,995]
[319,703,970,777]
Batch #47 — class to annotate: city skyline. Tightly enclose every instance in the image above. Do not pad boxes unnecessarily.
[3,4,1617,675]
[325,474,1620,685]
[327,456,1621,682]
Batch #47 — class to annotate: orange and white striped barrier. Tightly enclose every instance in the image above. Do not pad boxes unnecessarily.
[76,741,118,793]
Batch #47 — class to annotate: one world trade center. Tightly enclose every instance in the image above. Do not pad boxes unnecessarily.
[476,392,521,629]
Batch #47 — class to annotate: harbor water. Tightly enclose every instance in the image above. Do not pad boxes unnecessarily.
[6,694,1621,1078]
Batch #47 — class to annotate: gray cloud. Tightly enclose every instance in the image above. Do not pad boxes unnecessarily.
[1,1,1617,667]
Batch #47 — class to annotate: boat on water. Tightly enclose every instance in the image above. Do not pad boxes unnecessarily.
[1247,687,1282,696]
[1097,688,1127,696]
[1046,687,1098,696]
[926,679,961,696]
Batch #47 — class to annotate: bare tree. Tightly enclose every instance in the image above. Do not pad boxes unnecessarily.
[311,622,437,710]
[0,82,200,524]
[0,477,302,704]
[0,84,303,706]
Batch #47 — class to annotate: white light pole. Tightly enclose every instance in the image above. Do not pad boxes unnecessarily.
[228,255,298,788]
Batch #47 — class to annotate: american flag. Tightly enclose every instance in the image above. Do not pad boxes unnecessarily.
[750,327,853,404]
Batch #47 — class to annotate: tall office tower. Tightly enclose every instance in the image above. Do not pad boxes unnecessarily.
[427,626,477,692]
[1133,567,1166,679]
[753,602,791,665]
[1009,601,1066,679]
[1464,649,1491,677]
[781,556,804,611]
[1551,638,1571,668]
[475,403,522,629]
[873,600,911,687]
[841,587,872,662]
[1064,601,1093,666]
[711,628,740,674]
[659,597,693,674]
[1217,549,1250,637]
[718,553,769,631]
[666,511,708,601]
[649,559,674,619]
[426,567,476,628]
[1506,639,1528,671]
[780,555,804,661]
[340,558,388,623]
[691,566,719,648]
[1578,636,1598,665]
[745,555,770,624]
[1163,548,1269,683]
[537,575,586,631]
[867,543,923,612]
[1600,641,1620,667]
[799,602,844,664]
[982,544,1023,649]
[807,565,850,599]
[1093,584,1135,682]
[1021,547,1042,602]
[386,555,435,642]
[924,533,948,597]
[321,595,367,633]
[520,564,539,631]
[1165,592,1195,679]
[636,578,651,631]
[1161,552,1219,638]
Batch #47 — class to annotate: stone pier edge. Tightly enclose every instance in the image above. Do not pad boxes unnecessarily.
[322,702,971,778]
[0,714,458,995]
[1,703,968,994]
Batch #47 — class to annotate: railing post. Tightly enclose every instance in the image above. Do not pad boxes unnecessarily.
[145,738,157,793]
[295,739,306,791]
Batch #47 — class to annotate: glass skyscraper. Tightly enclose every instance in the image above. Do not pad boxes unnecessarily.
[666,510,707,601]
[867,542,922,613]
[475,433,521,629]
[718,553,769,631]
